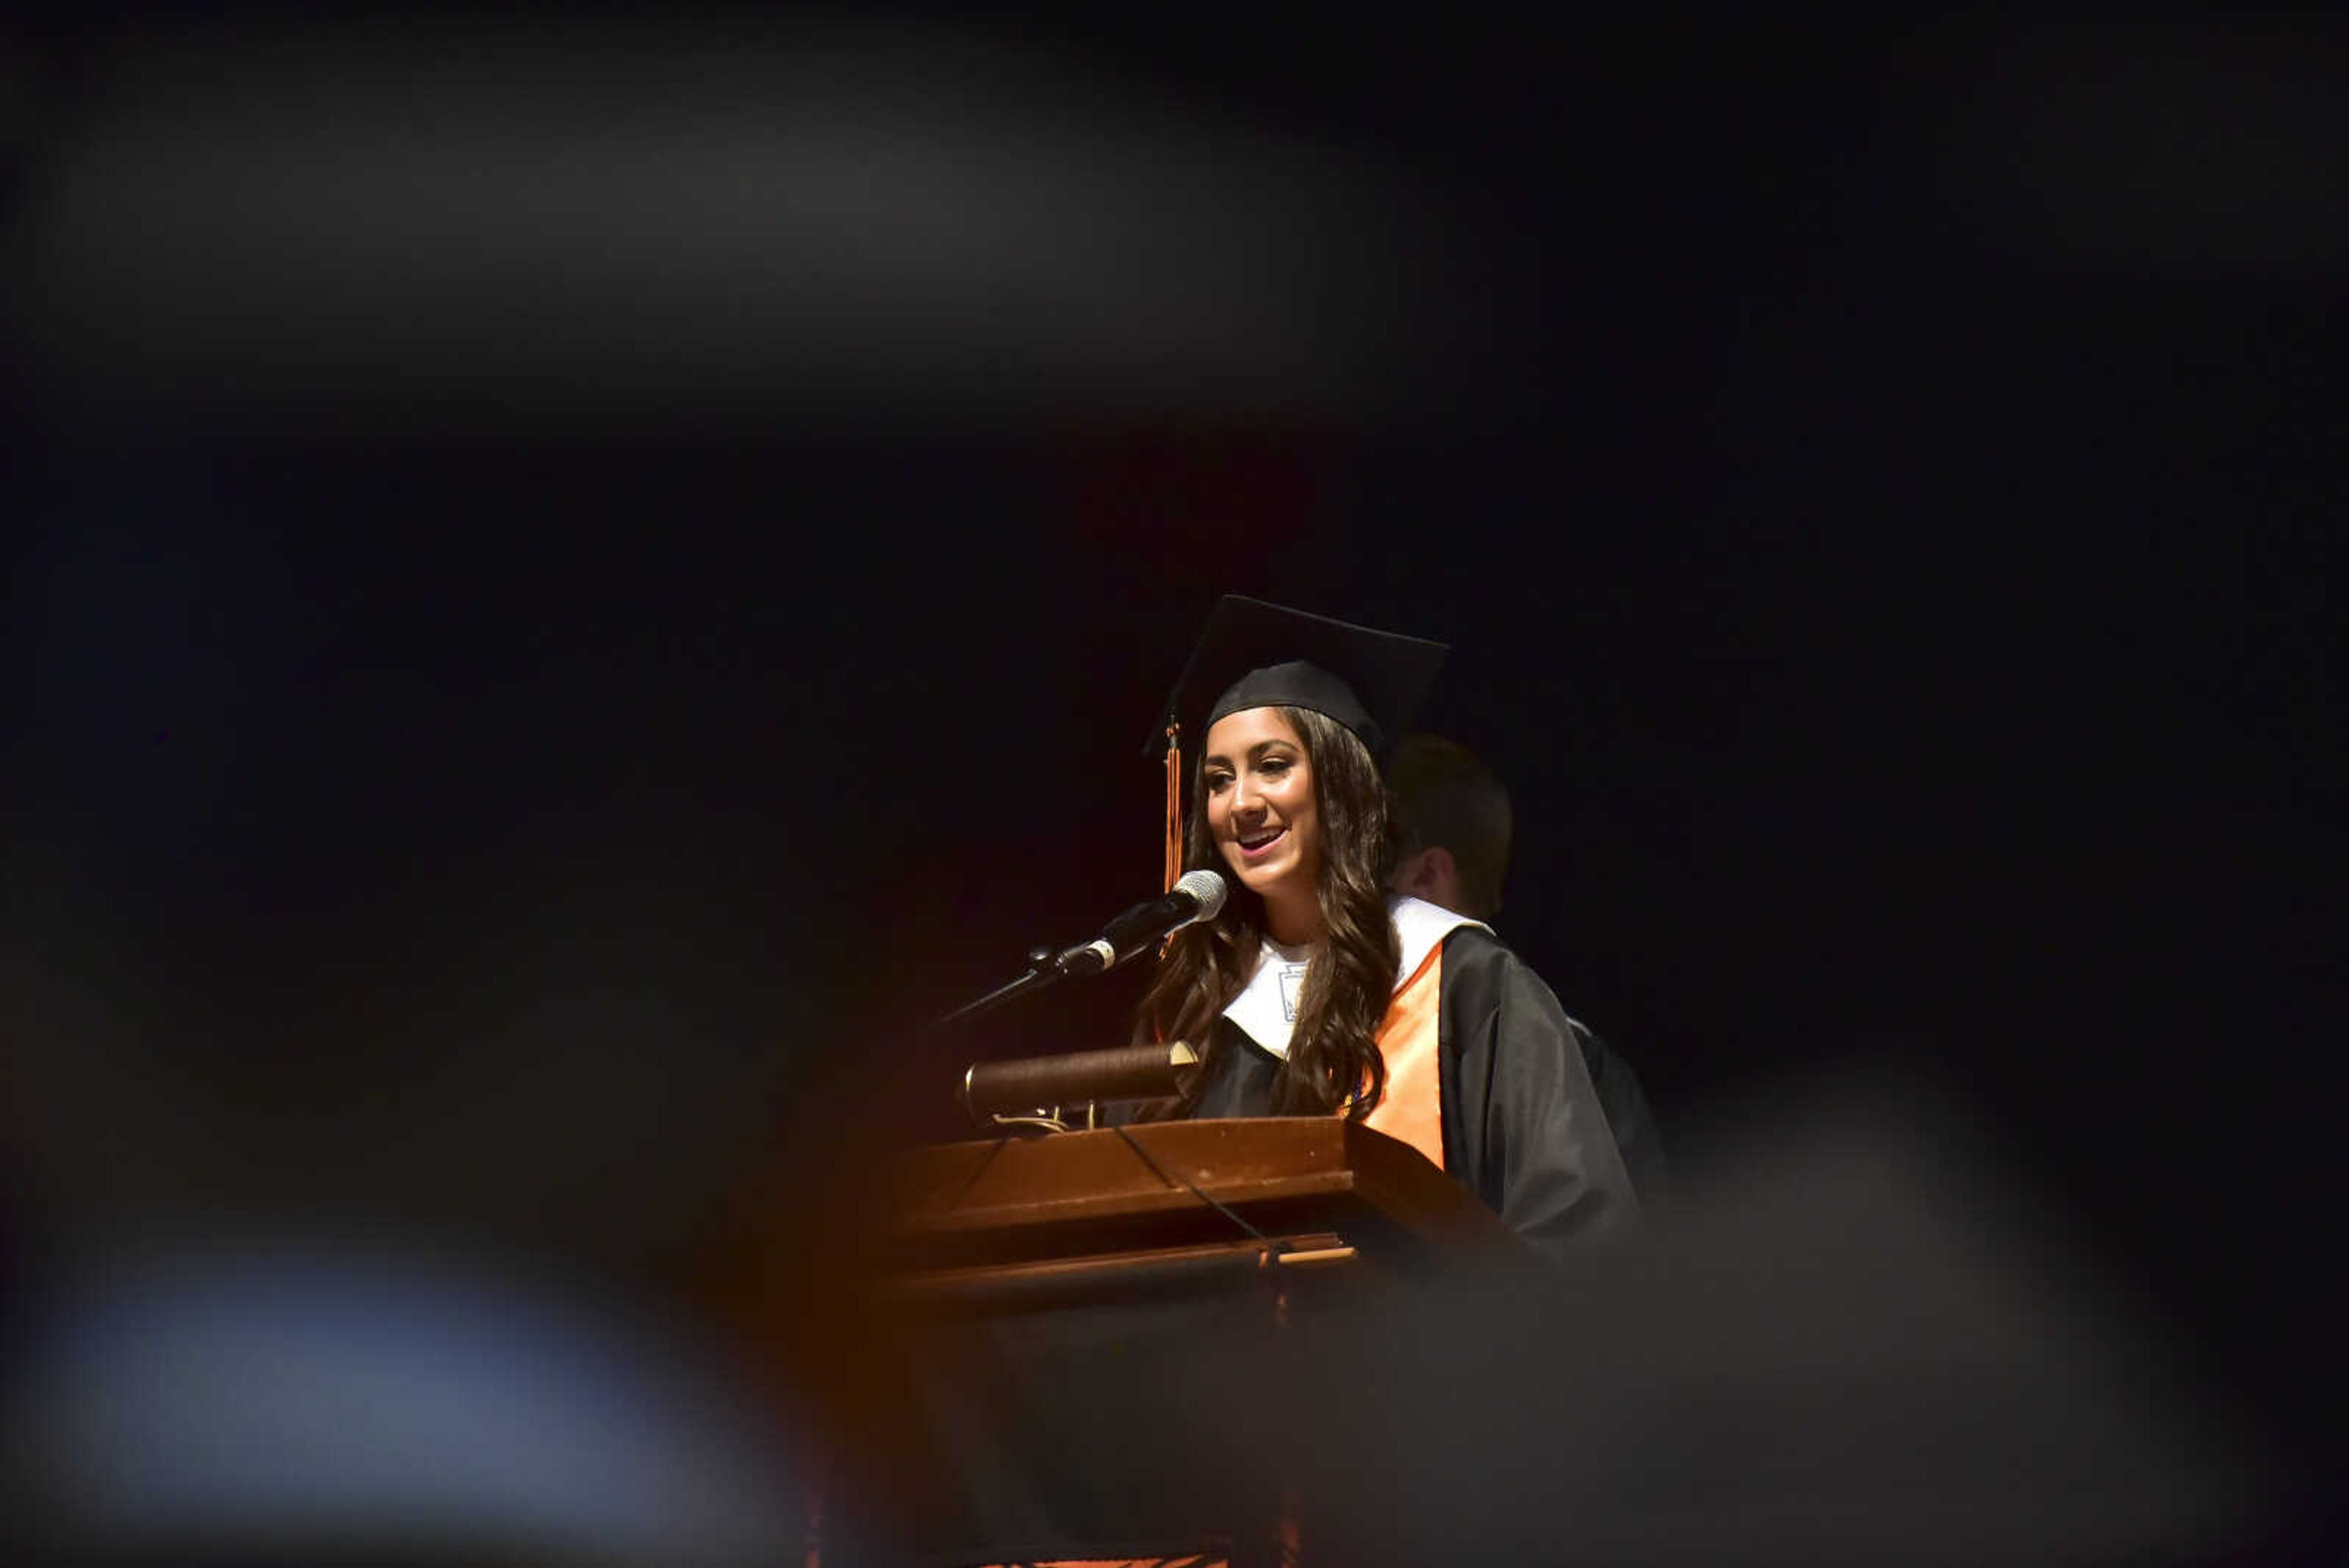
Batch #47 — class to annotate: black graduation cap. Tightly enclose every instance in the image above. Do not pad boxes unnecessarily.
[1149,595,1449,766]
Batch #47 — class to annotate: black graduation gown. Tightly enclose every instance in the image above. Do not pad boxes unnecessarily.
[1186,926,1641,1260]
[1577,1020,1669,1209]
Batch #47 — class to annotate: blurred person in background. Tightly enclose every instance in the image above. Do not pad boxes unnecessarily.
[1386,730,1666,1206]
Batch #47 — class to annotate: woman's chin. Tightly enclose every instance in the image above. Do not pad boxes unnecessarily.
[1231,860,1304,903]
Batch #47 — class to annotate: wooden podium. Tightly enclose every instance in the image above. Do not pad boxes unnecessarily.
[816,1118,1526,1567]
[878,1115,1519,1295]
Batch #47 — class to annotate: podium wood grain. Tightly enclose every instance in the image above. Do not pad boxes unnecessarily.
[878,1117,1518,1280]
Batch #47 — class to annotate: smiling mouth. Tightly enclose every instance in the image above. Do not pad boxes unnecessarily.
[1236,828,1288,855]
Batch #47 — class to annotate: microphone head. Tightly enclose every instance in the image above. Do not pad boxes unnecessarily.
[1174,868,1227,918]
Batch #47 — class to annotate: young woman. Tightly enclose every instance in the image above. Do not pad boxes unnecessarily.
[1133,598,1639,1258]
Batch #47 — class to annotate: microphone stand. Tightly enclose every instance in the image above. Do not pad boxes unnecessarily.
[932,945,1067,1029]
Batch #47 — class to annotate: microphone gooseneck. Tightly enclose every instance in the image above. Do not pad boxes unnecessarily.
[1054,869,1227,978]
[930,871,1230,1029]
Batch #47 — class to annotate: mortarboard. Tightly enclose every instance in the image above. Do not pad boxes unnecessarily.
[1147,595,1449,889]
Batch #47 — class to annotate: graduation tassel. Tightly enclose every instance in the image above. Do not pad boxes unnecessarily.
[1162,721,1182,894]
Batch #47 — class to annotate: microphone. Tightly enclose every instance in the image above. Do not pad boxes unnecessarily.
[1055,869,1227,977]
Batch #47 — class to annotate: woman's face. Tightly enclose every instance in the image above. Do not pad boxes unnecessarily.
[1202,706,1322,929]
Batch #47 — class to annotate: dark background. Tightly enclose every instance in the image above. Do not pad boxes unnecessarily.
[3,6,2341,1498]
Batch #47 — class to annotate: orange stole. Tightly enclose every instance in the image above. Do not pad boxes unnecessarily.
[1364,940,1445,1169]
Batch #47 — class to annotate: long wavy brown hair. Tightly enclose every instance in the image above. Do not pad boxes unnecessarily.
[1132,705,1405,1118]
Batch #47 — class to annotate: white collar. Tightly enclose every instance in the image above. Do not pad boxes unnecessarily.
[1220,896,1491,1058]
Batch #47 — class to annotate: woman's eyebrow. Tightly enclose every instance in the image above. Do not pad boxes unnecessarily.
[1204,741,1291,767]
